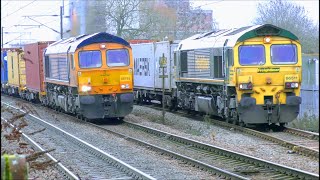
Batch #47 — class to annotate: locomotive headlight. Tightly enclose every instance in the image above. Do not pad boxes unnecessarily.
[81,85,92,92]
[239,83,253,90]
[120,84,130,89]
[285,82,299,89]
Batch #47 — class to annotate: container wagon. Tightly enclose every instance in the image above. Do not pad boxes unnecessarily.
[132,41,179,107]
[1,50,8,93]
[6,49,25,96]
[21,41,54,102]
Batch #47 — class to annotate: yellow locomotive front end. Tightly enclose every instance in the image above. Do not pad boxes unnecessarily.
[44,32,134,121]
[75,43,134,119]
[232,32,302,125]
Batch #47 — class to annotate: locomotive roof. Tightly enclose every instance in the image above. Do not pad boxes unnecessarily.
[177,24,299,51]
[45,32,130,55]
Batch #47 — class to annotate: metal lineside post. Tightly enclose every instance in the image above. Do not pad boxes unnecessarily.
[162,60,165,124]
[159,53,167,124]
[60,6,63,39]
[1,27,3,48]
[1,27,3,68]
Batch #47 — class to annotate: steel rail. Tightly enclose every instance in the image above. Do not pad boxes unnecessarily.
[88,123,249,180]
[283,127,319,141]
[141,104,319,159]
[2,102,156,180]
[199,117,319,159]
[123,121,319,180]
[1,96,318,179]
[1,117,79,180]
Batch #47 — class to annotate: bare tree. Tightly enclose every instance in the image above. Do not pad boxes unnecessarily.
[254,0,319,53]
[86,0,107,34]
[104,0,147,39]
[143,0,217,40]
[83,0,216,40]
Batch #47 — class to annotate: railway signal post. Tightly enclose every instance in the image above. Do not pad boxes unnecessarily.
[159,53,168,124]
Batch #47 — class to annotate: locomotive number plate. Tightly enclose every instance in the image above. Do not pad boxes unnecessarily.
[284,74,299,82]
[120,75,131,81]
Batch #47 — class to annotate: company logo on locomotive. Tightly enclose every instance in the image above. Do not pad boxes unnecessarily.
[257,67,280,73]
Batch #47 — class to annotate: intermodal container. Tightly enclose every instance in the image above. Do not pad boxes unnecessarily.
[24,42,54,92]
[19,52,26,87]
[7,49,25,88]
[1,51,8,83]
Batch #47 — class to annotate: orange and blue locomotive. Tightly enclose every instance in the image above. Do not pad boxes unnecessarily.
[43,32,134,120]
[1,32,134,121]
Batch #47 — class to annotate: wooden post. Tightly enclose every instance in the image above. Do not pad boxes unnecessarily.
[1,154,28,180]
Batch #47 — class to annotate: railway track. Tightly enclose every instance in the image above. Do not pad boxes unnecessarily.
[2,95,319,179]
[2,102,156,180]
[90,120,319,179]
[142,104,319,159]
[283,127,319,141]
[1,117,79,180]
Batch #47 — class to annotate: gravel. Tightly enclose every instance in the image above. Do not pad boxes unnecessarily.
[1,108,66,180]
[2,95,318,177]
[130,105,319,174]
[1,96,218,179]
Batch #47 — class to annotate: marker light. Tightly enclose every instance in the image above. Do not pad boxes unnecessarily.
[285,82,299,89]
[100,44,106,49]
[264,36,271,43]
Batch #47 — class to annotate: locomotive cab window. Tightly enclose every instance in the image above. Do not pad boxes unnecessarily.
[239,45,265,65]
[106,49,129,67]
[79,50,102,68]
[271,44,297,64]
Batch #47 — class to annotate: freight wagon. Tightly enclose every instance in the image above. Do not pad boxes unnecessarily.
[20,41,54,101]
[6,49,25,96]
[1,50,8,93]
[132,41,179,107]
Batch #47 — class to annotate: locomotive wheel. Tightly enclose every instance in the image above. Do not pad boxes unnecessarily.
[232,119,238,125]
[137,98,141,105]
[239,121,246,127]
[225,117,231,123]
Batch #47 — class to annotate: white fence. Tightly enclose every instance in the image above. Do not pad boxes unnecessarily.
[299,55,319,118]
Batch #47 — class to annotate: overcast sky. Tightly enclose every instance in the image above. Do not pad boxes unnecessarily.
[1,0,319,47]
[191,0,319,29]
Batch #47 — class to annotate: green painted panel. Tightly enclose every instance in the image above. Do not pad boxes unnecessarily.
[238,24,299,42]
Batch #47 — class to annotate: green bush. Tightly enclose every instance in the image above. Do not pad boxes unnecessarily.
[288,113,319,132]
